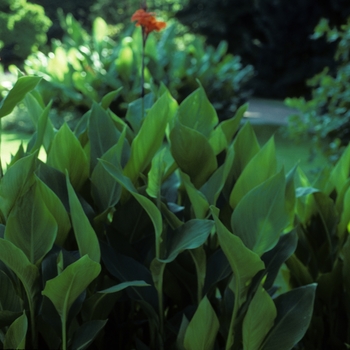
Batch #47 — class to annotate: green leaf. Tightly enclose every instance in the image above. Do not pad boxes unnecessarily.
[231,170,289,256]
[180,171,209,219]
[36,176,71,246]
[146,148,167,199]
[93,17,108,43]
[231,122,260,179]
[3,312,27,350]
[123,91,177,183]
[0,239,39,314]
[89,102,121,169]
[98,281,150,294]
[0,76,41,118]
[170,121,217,188]
[99,160,163,258]
[42,255,101,319]
[0,271,22,313]
[47,123,89,190]
[260,284,317,350]
[5,184,57,265]
[91,143,123,212]
[243,285,277,350]
[70,320,107,350]
[229,137,277,208]
[100,88,123,110]
[161,219,214,263]
[0,152,37,219]
[66,174,101,263]
[211,207,265,303]
[178,85,218,138]
[183,296,219,350]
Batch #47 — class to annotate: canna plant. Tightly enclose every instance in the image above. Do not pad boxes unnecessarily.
[0,67,320,349]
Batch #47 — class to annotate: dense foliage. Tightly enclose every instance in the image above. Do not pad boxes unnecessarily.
[0,0,52,67]
[23,15,253,120]
[176,0,350,98]
[286,18,350,163]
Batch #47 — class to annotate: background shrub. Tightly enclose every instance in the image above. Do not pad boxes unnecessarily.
[0,0,52,67]
[286,18,350,163]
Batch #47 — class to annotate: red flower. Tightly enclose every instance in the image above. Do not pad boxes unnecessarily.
[131,9,166,35]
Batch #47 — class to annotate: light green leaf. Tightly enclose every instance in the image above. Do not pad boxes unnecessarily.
[0,76,41,118]
[93,17,108,43]
[180,171,209,219]
[5,185,57,265]
[243,285,277,350]
[36,176,71,246]
[170,121,217,189]
[212,207,264,303]
[229,137,277,208]
[99,159,163,258]
[231,170,289,256]
[66,174,101,263]
[161,220,214,263]
[47,123,89,190]
[98,281,150,294]
[42,255,101,319]
[184,296,219,350]
[123,91,177,183]
[146,148,167,199]
[3,311,27,350]
[178,86,218,138]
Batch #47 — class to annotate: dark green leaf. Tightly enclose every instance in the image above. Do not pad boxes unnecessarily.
[70,320,107,350]
[260,284,317,350]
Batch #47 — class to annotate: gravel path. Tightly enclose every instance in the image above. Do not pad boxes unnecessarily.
[244,98,299,125]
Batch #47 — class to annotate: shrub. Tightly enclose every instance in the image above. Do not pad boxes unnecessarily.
[23,14,254,120]
[0,0,52,67]
[286,18,350,163]
[0,74,321,349]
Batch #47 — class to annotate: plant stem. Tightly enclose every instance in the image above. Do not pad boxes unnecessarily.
[62,315,67,350]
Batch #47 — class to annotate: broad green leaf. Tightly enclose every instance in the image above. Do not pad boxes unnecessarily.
[189,247,207,303]
[220,103,248,143]
[123,91,177,183]
[47,123,89,190]
[70,320,107,350]
[89,102,120,169]
[42,255,101,319]
[36,176,71,246]
[0,76,41,118]
[183,296,219,350]
[98,281,150,294]
[0,271,22,313]
[0,239,39,314]
[99,160,163,258]
[229,137,277,208]
[231,122,260,179]
[3,312,27,350]
[231,171,289,256]
[243,285,276,350]
[0,151,37,219]
[100,88,123,110]
[66,174,101,263]
[146,148,167,199]
[5,185,57,265]
[343,236,350,296]
[339,187,350,239]
[24,92,55,153]
[212,207,264,303]
[178,86,218,138]
[325,143,350,195]
[260,284,317,350]
[160,219,214,263]
[170,121,217,188]
[180,171,209,219]
[285,165,297,230]
[91,143,123,212]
